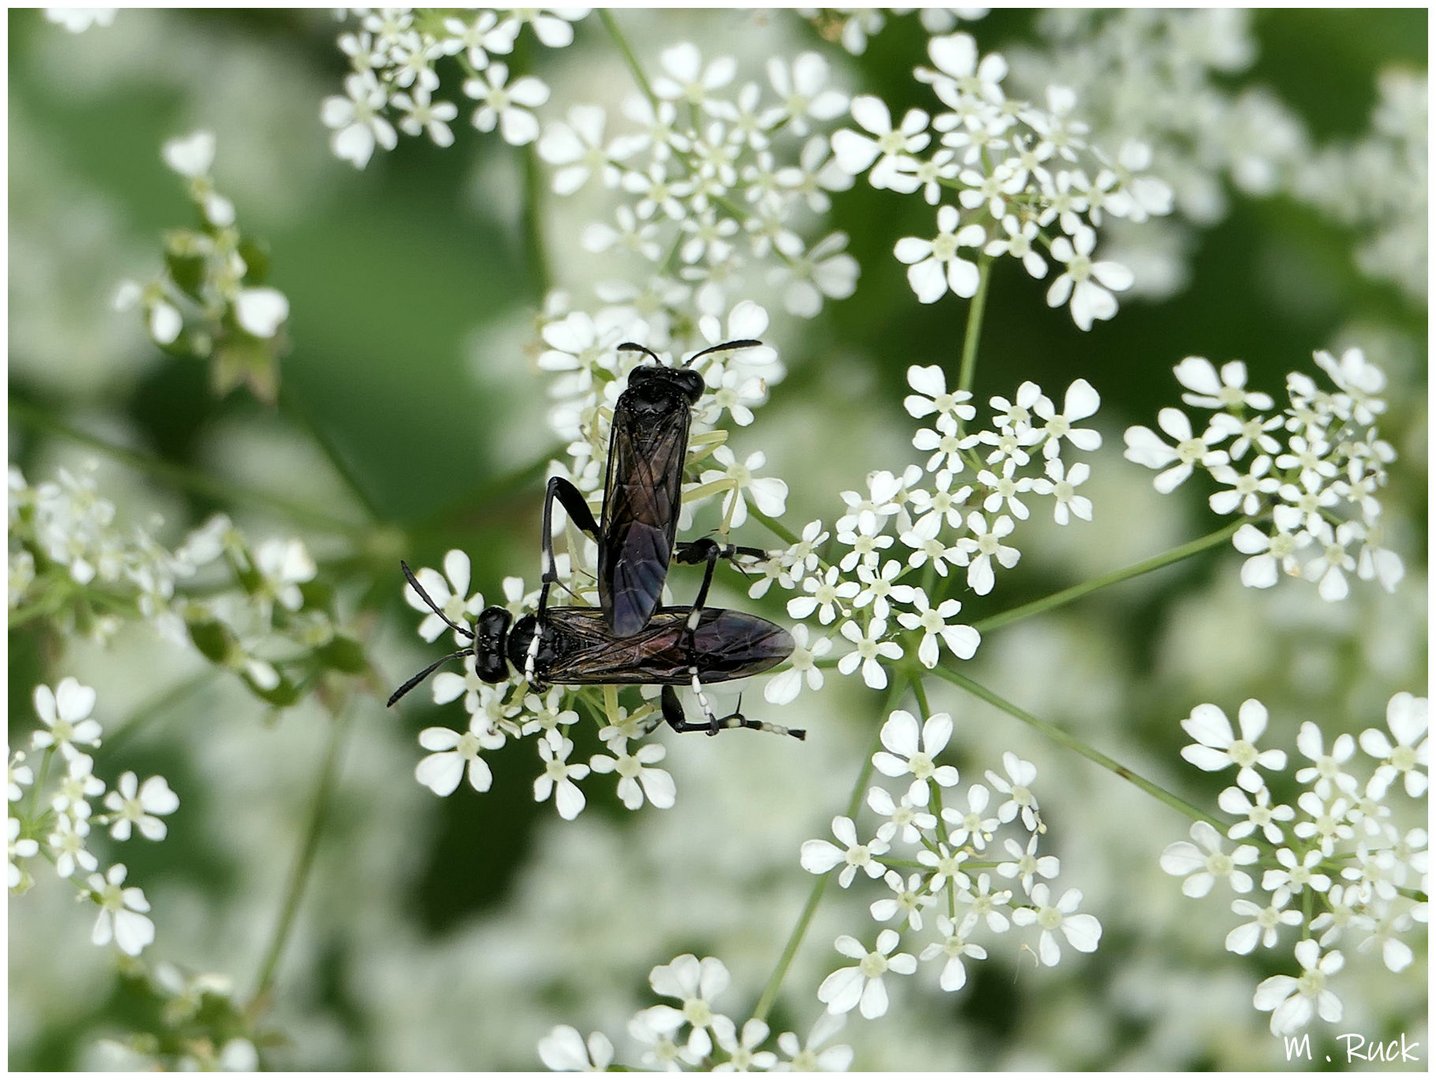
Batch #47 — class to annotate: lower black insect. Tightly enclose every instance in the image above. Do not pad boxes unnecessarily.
[389,561,804,740]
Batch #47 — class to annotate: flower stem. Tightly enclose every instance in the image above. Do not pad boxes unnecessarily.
[973,519,1245,633]
[956,257,992,398]
[599,9,656,106]
[929,665,1221,827]
[9,399,365,537]
[750,680,906,1022]
[249,694,355,1008]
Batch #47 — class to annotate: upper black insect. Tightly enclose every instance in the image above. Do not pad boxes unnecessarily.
[533,338,764,642]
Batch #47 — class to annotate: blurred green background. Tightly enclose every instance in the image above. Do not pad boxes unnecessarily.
[8,8,1427,1070]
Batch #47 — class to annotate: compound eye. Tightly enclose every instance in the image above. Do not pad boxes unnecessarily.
[672,368,705,404]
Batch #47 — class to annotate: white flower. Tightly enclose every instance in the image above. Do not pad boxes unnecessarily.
[1010,884,1101,966]
[45,8,116,32]
[894,204,986,303]
[763,625,830,705]
[407,550,484,643]
[1033,379,1102,457]
[699,447,787,529]
[772,231,860,318]
[787,566,858,625]
[895,591,980,668]
[533,729,591,820]
[866,785,937,846]
[1226,895,1303,955]
[1261,847,1332,899]
[774,1012,852,1071]
[88,863,155,956]
[162,130,216,178]
[1123,408,1230,492]
[1174,356,1274,412]
[628,1009,703,1070]
[8,752,33,803]
[508,8,584,49]
[321,71,397,168]
[392,87,459,147]
[869,869,934,931]
[958,511,1019,596]
[941,784,998,850]
[1294,721,1359,797]
[463,63,550,146]
[102,772,179,841]
[1159,820,1258,897]
[713,1017,777,1072]
[817,928,917,1018]
[831,96,931,188]
[903,364,977,424]
[836,618,902,690]
[643,954,736,1057]
[48,815,97,879]
[589,738,676,810]
[538,104,621,194]
[415,717,505,796]
[233,287,289,338]
[31,679,102,761]
[1313,347,1386,425]
[538,1026,614,1072]
[1253,939,1344,1035]
[871,709,960,805]
[1218,784,1294,844]
[8,817,38,889]
[1360,691,1427,799]
[767,52,848,136]
[1180,700,1287,793]
[253,538,315,615]
[1045,227,1132,330]
[50,753,105,819]
[1041,459,1093,525]
[986,752,1040,831]
[919,912,987,992]
[651,43,736,108]
[800,815,889,887]
[1232,512,1310,589]
[995,834,1059,896]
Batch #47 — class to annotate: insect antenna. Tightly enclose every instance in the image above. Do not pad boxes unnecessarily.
[682,338,763,369]
[617,341,664,366]
[401,560,474,640]
[387,647,475,707]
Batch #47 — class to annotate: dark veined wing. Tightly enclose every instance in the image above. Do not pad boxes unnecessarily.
[541,608,793,686]
[599,394,691,636]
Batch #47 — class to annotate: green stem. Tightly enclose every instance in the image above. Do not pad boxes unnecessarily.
[9,399,365,537]
[956,257,992,398]
[750,508,799,548]
[599,10,656,106]
[523,143,553,296]
[249,696,355,1006]
[973,520,1246,634]
[751,680,907,1022]
[929,665,1220,827]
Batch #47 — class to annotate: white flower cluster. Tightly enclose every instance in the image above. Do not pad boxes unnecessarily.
[1124,347,1403,602]
[42,7,117,33]
[9,464,350,706]
[114,131,290,403]
[321,8,588,167]
[536,42,859,320]
[538,954,854,1071]
[408,550,676,820]
[1292,68,1427,302]
[8,679,179,958]
[1160,692,1428,1037]
[803,709,1101,1021]
[755,364,1100,702]
[829,32,1173,329]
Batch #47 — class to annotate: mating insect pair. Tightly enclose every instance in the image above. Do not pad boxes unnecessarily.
[389,339,804,740]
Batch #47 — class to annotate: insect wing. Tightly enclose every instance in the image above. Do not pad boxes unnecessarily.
[600,392,691,636]
[538,608,792,686]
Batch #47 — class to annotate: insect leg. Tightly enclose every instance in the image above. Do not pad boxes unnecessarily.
[529,477,603,682]
[660,686,806,741]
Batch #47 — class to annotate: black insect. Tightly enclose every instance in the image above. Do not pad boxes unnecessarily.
[533,338,766,644]
[389,559,804,740]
